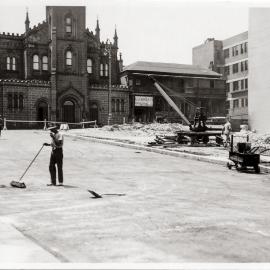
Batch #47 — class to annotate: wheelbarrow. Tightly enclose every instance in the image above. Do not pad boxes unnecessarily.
[227,135,260,173]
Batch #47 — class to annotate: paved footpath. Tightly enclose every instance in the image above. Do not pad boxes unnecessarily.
[1,130,270,263]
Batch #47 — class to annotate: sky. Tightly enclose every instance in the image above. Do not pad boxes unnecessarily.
[0,0,268,66]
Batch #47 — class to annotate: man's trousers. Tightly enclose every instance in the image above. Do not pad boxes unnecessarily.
[49,148,63,185]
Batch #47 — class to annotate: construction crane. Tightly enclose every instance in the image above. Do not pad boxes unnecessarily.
[147,75,223,145]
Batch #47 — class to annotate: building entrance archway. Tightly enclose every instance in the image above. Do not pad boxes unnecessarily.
[63,100,75,123]
[37,101,48,121]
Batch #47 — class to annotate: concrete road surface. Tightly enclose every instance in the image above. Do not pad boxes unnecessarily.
[0,130,270,263]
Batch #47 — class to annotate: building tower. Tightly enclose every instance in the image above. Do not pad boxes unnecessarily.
[25,9,30,32]
[113,26,118,48]
[95,18,100,42]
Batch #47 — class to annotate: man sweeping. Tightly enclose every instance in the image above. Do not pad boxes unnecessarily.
[44,126,64,186]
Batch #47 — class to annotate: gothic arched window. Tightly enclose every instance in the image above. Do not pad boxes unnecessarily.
[105,64,108,77]
[12,57,16,71]
[66,51,72,66]
[42,56,48,71]
[87,59,93,74]
[33,54,39,70]
[6,57,10,70]
[65,17,72,33]
[100,64,104,76]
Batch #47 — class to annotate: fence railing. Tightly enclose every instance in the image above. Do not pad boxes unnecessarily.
[3,118,97,130]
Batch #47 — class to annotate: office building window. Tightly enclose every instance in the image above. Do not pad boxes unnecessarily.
[240,44,244,54]
[232,46,239,56]
[225,66,230,75]
[66,51,72,66]
[241,98,245,107]
[226,83,230,92]
[245,78,248,89]
[233,99,239,108]
[241,80,244,89]
[245,60,248,71]
[42,56,48,71]
[245,98,248,106]
[233,63,238,74]
[33,54,39,70]
[233,81,239,91]
[87,59,93,74]
[244,42,248,53]
[224,49,230,58]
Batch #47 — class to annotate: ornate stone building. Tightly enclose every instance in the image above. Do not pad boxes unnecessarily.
[0,6,129,126]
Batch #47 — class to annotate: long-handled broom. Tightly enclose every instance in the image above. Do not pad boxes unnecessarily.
[10,145,45,188]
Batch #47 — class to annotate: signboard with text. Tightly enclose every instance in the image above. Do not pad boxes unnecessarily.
[135,96,153,107]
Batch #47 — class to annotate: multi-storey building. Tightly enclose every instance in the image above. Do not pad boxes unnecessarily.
[193,32,249,129]
[120,61,226,123]
[0,6,129,126]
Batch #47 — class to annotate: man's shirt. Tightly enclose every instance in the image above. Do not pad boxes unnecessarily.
[51,132,64,150]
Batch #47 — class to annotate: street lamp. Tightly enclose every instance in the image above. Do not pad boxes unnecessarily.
[105,39,112,125]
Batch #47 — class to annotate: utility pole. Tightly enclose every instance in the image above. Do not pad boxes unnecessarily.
[105,39,112,125]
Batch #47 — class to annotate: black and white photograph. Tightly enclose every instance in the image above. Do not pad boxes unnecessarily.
[0,0,270,268]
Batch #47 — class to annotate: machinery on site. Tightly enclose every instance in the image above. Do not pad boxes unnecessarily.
[227,135,261,173]
[148,75,223,145]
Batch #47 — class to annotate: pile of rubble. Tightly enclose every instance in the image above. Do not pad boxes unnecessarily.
[101,123,187,136]
[248,133,270,148]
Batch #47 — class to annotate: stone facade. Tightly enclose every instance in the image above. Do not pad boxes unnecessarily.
[0,6,129,126]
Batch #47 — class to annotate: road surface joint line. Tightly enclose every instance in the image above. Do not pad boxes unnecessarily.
[0,217,65,263]
[11,223,70,263]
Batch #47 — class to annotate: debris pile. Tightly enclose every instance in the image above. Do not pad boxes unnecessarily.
[101,123,187,136]
[148,135,178,146]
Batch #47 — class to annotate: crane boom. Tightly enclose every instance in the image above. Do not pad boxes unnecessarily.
[149,75,191,126]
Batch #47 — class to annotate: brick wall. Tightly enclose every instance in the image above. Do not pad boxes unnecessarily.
[89,86,129,125]
[1,81,50,122]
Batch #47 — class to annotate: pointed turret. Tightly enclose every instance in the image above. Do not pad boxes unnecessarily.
[113,25,118,48]
[25,9,30,33]
[95,18,100,41]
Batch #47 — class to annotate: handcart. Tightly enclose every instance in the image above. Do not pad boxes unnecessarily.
[227,134,260,173]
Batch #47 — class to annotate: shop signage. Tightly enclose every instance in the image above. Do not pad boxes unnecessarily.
[135,96,153,107]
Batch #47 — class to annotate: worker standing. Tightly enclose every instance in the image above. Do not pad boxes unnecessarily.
[44,126,64,186]
[222,118,232,147]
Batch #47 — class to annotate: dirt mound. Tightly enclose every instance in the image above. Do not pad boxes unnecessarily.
[101,123,187,135]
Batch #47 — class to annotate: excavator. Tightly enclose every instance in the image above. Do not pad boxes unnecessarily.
[148,75,223,145]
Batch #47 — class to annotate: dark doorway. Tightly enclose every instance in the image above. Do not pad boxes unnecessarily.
[37,101,48,121]
[63,100,75,123]
[89,103,99,122]
[134,107,153,123]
